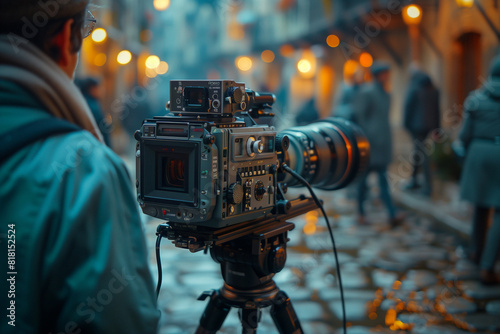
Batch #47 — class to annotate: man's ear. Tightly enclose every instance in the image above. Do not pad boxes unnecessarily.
[51,19,76,75]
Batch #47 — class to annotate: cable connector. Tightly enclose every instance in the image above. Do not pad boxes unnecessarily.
[156,223,169,236]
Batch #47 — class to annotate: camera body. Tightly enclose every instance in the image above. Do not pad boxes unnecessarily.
[136,80,280,228]
[136,79,370,232]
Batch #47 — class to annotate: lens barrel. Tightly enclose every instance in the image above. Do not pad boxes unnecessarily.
[279,117,370,190]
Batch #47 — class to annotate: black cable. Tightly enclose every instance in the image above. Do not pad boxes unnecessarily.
[282,164,347,334]
[155,233,163,299]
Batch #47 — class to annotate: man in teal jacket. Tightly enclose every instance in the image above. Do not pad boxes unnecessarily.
[0,1,159,332]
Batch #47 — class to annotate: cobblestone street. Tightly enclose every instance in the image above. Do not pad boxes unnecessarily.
[144,189,500,334]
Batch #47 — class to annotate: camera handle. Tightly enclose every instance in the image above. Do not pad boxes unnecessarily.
[194,221,303,334]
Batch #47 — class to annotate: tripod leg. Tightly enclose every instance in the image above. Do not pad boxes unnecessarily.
[270,291,303,334]
[238,308,261,334]
[195,290,231,334]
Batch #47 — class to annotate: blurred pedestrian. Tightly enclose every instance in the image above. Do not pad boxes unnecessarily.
[352,61,403,227]
[333,67,365,122]
[402,68,440,196]
[0,1,159,332]
[459,55,500,285]
[75,77,112,146]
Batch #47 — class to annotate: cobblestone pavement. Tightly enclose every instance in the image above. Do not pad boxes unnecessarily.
[143,189,500,334]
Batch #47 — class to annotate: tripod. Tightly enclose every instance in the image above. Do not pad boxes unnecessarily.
[195,221,303,334]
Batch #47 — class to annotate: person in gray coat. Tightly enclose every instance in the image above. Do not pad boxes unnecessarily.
[403,69,440,195]
[333,68,365,122]
[459,55,500,285]
[353,61,402,227]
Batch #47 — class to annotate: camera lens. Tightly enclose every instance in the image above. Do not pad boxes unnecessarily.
[279,117,370,190]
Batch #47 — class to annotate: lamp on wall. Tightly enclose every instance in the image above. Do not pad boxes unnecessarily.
[402,4,422,25]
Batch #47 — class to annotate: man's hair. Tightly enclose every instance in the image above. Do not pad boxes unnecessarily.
[0,1,88,61]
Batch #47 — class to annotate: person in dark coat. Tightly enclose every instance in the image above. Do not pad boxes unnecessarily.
[352,61,402,227]
[403,69,440,195]
[459,55,500,285]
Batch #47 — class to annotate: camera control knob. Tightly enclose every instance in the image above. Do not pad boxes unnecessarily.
[227,87,244,104]
[203,134,215,145]
[228,183,243,204]
[254,181,266,201]
[247,137,263,157]
[268,245,286,274]
[275,134,290,152]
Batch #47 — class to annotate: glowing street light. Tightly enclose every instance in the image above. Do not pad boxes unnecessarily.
[91,28,107,43]
[359,52,373,68]
[117,50,132,65]
[402,4,422,25]
[297,59,312,74]
[145,55,160,69]
[154,0,170,11]
[326,34,340,48]
[456,0,474,7]
[236,56,252,72]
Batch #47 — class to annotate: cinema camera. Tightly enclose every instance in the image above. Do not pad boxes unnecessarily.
[136,80,368,234]
[135,80,369,333]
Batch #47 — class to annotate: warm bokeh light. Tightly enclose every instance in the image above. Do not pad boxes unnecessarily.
[402,5,422,25]
[359,52,373,67]
[235,56,253,71]
[456,0,474,8]
[94,53,107,67]
[305,210,318,225]
[385,308,397,326]
[153,0,170,11]
[343,59,359,79]
[303,223,317,235]
[407,5,421,18]
[91,28,107,43]
[261,50,275,63]
[326,34,340,48]
[155,61,169,75]
[117,50,132,65]
[296,49,317,79]
[145,55,160,69]
[297,59,312,74]
[228,20,245,40]
[279,44,294,57]
[145,68,158,78]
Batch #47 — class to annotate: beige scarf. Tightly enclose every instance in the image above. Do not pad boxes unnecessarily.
[0,34,103,142]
